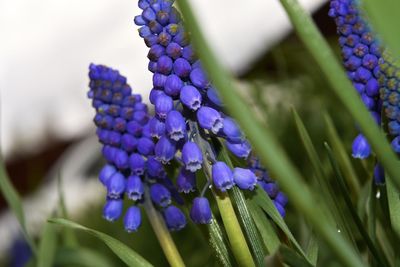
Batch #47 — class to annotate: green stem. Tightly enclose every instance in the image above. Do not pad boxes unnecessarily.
[143,188,185,267]
[189,122,255,267]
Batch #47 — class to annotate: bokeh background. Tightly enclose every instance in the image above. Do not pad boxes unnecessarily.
[0,0,364,266]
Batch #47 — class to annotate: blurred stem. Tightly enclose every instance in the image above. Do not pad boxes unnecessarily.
[189,121,255,267]
[143,188,185,267]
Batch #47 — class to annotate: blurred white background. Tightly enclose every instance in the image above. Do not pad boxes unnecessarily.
[0,0,326,158]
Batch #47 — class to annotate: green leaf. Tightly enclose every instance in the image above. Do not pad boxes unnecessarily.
[277,245,314,267]
[324,113,361,196]
[57,171,78,247]
[207,218,236,267]
[324,143,389,267]
[0,155,37,255]
[362,0,400,58]
[37,222,57,267]
[278,0,400,191]
[54,247,114,267]
[176,0,367,266]
[386,177,400,239]
[48,218,153,267]
[305,233,318,265]
[292,109,356,245]
[251,186,309,262]
[246,201,280,254]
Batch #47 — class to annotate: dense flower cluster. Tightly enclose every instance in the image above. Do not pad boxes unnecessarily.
[88,64,187,231]
[329,0,382,159]
[134,0,287,219]
[380,53,400,149]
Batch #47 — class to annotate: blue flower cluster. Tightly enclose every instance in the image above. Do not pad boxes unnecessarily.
[380,54,400,151]
[88,64,187,231]
[134,0,287,219]
[329,0,382,159]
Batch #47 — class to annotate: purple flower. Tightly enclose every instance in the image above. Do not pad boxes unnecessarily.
[391,136,400,153]
[212,162,234,192]
[114,149,129,169]
[226,140,251,159]
[274,201,286,217]
[164,74,183,96]
[165,110,187,141]
[352,134,371,159]
[106,172,126,199]
[121,134,138,152]
[155,136,177,163]
[155,93,173,119]
[222,117,243,143]
[99,164,117,186]
[146,156,166,178]
[275,192,288,206]
[173,58,191,78]
[124,206,142,232]
[190,67,209,88]
[126,175,144,201]
[180,85,202,111]
[163,205,187,231]
[137,137,155,156]
[103,199,123,222]
[149,117,166,139]
[258,180,279,198]
[197,106,223,134]
[373,164,385,185]
[129,153,146,176]
[233,168,257,190]
[157,55,173,75]
[176,168,196,193]
[190,197,212,224]
[150,183,172,207]
[181,141,203,172]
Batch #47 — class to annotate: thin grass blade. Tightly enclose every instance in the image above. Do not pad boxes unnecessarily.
[37,222,58,267]
[48,218,153,267]
[54,247,114,267]
[0,156,37,255]
[207,218,236,267]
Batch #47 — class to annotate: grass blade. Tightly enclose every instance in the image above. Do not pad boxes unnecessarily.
[246,201,280,254]
[277,245,314,267]
[305,233,318,265]
[325,143,389,267]
[54,247,114,267]
[362,0,400,58]
[207,218,236,267]
[292,109,355,244]
[324,113,361,196]
[48,218,153,267]
[278,0,400,191]
[176,0,367,266]
[251,186,309,262]
[37,222,57,267]
[0,156,37,255]
[386,177,400,240]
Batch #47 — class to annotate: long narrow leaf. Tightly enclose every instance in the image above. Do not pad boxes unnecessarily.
[251,186,309,262]
[0,156,37,255]
[176,0,367,266]
[54,247,114,267]
[37,222,57,267]
[246,201,280,254]
[48,218,153,267]
[325,143,389,267]
[207,219,236,267]
[324,114,360,195]
[277,245,314,267]
[278,0,400,191]
[386,178,400,240]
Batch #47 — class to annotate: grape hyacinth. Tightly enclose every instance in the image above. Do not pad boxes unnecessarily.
[88,64,187,231]
[134,0,287,220]
[329,0,382,159]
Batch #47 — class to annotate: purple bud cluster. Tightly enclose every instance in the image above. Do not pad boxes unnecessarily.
[88,64,186,231]
[329,0,382,159]
[379,53,400,151]
[135,0,285,221]
[247,155,288,217]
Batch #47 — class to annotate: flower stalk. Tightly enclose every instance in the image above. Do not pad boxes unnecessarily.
[189,121,255,267]
[143,186,185,267]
